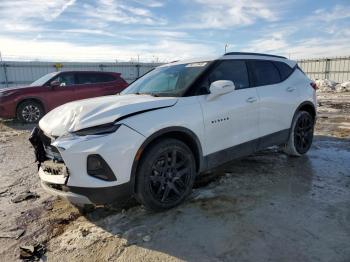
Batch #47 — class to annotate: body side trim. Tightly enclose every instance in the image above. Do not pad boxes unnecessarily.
[204,129,289,171]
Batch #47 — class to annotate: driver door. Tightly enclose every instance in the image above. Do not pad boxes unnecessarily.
[197,60,260,167]
[45,72,76,111]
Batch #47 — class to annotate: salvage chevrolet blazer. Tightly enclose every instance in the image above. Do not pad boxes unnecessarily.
[30,52,317,211]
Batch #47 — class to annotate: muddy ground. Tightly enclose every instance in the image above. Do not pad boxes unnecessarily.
[0,93,349,262]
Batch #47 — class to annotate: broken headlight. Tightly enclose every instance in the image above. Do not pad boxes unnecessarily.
[74,123,121,136]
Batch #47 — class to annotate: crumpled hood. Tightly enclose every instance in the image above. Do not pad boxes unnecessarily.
[39,94,177,137]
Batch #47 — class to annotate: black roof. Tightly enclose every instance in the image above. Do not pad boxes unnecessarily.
[224,52,287,59]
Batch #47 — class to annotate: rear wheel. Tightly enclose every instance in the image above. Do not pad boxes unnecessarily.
[136,138,196,211]
[17,101,44,123]
[284,111,314,156]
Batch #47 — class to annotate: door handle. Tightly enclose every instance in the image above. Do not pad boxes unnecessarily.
[246,97,257,103]
[286,86,296,92]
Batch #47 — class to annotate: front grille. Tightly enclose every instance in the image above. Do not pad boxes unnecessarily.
[42,160,69,177]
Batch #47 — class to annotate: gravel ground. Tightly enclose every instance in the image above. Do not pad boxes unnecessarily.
[0,93,349,262]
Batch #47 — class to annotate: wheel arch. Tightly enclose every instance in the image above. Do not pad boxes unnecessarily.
[130,126,204,194]
[287,101,316,139]
[295,101,316,121]
[16,97,46,114]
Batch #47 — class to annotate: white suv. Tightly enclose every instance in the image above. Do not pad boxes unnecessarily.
[30,52,317,211]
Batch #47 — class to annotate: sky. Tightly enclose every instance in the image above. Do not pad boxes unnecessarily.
[0,0,349,62]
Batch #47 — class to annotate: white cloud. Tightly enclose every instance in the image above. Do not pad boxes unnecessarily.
[0,0,75,22]
[245,32,350,59]
[126,29,188,38]
[246,33,288,53]
[131,0,165,8]
[286,38,350,59]
[0,36,216,62]
[82,0,167,26]
[0,0,348,62]
[313,5,350,22]
[0,0,75,32]
[186,0,277,29]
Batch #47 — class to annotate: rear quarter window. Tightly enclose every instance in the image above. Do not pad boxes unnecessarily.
[273,61,294,80]
[76,73,116,85]
[98,74,116,83]
[248,60,281,86]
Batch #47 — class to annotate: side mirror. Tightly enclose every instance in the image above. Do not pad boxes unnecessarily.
[49,80,60,89]
[207,80,235,101]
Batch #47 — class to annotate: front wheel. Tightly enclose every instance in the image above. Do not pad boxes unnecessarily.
[135,138,196,211]
[284,111,314,156]
[17,101,44,123]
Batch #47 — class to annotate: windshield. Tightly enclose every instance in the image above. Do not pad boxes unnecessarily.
[30,72,59,86]
[121,62,210,97]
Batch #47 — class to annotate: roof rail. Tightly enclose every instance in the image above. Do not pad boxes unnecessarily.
[224,52,287,59]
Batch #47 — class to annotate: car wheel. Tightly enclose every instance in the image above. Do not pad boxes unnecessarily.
[284,111,314,156]
[136,138,196,211]
[17,101,44,123]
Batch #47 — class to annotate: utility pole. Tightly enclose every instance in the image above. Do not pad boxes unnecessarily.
[225,44,229,54]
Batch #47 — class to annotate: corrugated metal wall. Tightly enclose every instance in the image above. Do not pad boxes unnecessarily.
[297,56,350,83]
[0,61,162,88]
[1,56,350,89]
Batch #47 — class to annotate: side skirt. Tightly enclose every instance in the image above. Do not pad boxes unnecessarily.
[203,129,289,171]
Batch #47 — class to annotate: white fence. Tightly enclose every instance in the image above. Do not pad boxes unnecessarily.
[0,61,162,88]
[1,56,350,88]
[297,56,350,83]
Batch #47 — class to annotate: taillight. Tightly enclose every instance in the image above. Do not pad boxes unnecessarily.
[310,82,318,91]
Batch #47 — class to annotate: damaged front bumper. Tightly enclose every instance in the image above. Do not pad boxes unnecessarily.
[41,181,92,206]
[29,127,94,206]
[29,125,142,206]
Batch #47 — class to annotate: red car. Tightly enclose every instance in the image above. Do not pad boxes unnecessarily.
[0,71,128,123]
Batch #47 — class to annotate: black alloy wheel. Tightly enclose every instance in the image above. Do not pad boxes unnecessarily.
[136,138,196,211]
[149,149,191,203]
[294,112,314,154]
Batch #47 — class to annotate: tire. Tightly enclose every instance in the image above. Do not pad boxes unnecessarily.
[135,138,196,211]
[284,111,314,156]
[17,100,44,123]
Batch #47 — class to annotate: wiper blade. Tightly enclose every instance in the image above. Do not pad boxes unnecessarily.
[134,92,160,97]
[148,93,160,97]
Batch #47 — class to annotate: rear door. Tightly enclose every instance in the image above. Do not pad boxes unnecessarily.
[247,60,299,144]
[197,60,260,167]
[74,72,116,100]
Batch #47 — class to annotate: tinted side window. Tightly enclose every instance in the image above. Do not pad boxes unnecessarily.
[200,60,249,92]
[52,73,75,86]
[249,60,281,86]
[76,73,116,85]
[76,73,100,85]
[274,61,293,80]
[97,73,116,83]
